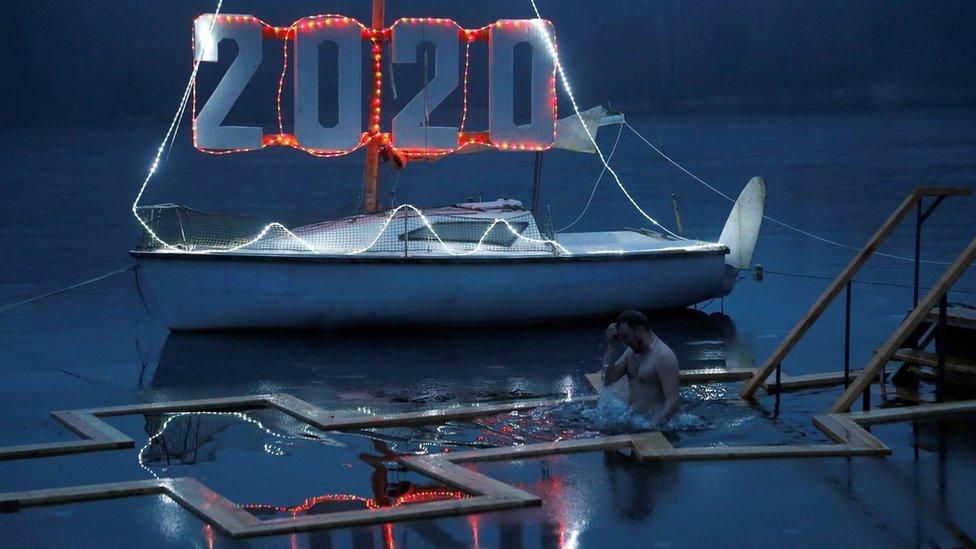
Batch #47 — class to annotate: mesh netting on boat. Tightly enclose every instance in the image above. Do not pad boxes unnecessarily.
[135,204,560,255]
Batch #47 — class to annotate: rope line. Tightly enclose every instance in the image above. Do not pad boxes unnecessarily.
[556,121,624,233]
[755,267,976,295]
[0,266,135,314]
[526,3,685,240]
[623,121,954,266]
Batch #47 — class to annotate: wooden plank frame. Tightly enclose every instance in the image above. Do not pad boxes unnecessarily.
[20,375,976,538]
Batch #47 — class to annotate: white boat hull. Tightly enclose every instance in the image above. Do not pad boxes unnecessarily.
[134,250,728,330]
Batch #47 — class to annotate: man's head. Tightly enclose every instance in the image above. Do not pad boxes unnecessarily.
[616,310,652,352]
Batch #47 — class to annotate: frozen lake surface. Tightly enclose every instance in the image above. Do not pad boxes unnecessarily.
[2,109,976,547]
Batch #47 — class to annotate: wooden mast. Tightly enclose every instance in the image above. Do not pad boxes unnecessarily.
[362,0,385,213]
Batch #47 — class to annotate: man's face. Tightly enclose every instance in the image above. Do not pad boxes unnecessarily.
[617,323,644,352]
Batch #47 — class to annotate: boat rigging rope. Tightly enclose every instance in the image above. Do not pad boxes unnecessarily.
[0,265,135,314]
[623,121,955,266]
[131,0,225,251]
[527,0,686,240]
[556,121,624,233]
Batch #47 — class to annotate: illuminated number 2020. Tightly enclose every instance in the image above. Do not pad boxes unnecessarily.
[193,15,556,153]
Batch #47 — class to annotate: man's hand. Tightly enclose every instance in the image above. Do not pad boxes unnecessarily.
[605,323,619,343]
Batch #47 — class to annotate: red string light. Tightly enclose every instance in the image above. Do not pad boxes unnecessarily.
[191,16,557,159]
[240,487,468,516]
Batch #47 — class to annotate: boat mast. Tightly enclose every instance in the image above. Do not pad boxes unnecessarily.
[362,0,385,214]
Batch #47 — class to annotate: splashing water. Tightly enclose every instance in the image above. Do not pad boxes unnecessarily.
[474,392,710,446]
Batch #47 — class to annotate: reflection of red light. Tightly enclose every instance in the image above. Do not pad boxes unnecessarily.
[468,514,481,549]
[203,523,215,549]
[241,487,468,516]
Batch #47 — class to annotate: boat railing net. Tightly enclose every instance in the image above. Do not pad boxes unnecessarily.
[135,204,562,255]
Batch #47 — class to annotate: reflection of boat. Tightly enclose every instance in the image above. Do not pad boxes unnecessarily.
[129,5,766,331]
[144,309,753,395]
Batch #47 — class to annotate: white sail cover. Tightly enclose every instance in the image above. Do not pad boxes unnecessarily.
[453,106,614,157]
[552,105,607,153]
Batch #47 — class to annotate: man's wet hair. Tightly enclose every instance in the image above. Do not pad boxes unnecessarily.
[616,310,651,330]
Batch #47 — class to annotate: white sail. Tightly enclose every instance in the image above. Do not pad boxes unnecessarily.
[552,105,607,153]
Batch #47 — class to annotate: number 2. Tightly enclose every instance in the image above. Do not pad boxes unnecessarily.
[193,14,263,151]
[390,21,459,151]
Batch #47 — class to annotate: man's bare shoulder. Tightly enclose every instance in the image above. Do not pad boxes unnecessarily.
[642,341,679,373]
[657,341,679,364]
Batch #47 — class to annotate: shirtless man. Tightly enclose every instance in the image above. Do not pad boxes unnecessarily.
[602,310,681,422]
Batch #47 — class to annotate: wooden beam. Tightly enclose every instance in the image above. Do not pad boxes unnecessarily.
[763,370,875,394]
[83,394,272,416]
[925,306,976,330]
[585,368,755,393]
[742,187,971,399]
[246,496,527,537]
[309,396,595,431]
[0,440,130,461]
[812,414,887,450]
[741,192,921,398]
[649,443,885,461]
[845,399,976,425]
[443,433,641,464]
[891,348,976,373]
[0,479,165,509]
[913,187,972,197]
[629,432,675,459]
[831,235,976,412]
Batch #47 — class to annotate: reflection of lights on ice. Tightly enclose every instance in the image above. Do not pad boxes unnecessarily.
[138,410,292,479]
[154,489,195,541]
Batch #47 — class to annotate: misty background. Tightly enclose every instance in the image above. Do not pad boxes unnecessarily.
[2,0,975,128]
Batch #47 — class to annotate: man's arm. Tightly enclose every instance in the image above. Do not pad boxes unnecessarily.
[603,347,629,386]
[655,354,681,422]
[601,323,627,387]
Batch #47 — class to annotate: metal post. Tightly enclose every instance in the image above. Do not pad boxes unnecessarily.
[844,281,852,388]
[530,152,544,214]
[937,293,948,402]
[914,199,922,308]
[774,363,781,416]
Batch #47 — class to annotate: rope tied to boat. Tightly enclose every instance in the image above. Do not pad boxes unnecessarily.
[0,265,135,314]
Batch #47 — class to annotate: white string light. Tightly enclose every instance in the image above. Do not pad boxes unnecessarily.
[130,2,567,258]
[131,0,225,252]
[526,9,685,240]
[138,410,293,479]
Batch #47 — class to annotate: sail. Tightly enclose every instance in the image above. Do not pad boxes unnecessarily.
[552,105,608,153]
[453,106,618,157]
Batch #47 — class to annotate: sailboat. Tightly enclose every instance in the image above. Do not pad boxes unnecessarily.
[131,5,765,331]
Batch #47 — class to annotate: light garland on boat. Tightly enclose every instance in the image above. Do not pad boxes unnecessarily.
[132,0,225,252]
[212,203,570,256]
[134,3,656,257]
